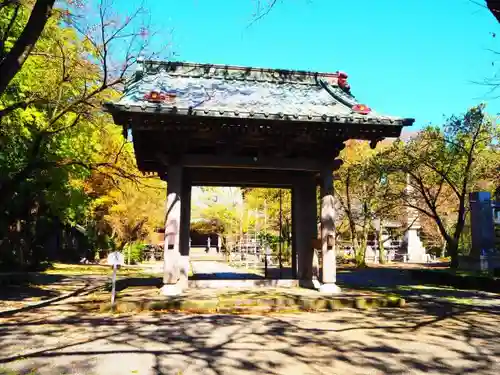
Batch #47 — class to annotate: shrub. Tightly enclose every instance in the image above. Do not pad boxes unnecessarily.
[124,243,147,264]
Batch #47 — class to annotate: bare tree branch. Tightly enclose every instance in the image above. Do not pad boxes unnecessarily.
[247,0,278,28]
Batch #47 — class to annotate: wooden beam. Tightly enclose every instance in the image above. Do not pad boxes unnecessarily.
[158,153,332,171]
[186,168,314,187]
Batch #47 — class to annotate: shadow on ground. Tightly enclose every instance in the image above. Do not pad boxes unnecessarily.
[191,272,264,280]
[0,295,499,374]
[0,274,68,302]
[0,285,60,302]
[337,267,500,311]
[0,273,106,317]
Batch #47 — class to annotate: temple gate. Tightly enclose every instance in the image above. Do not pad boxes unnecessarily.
[105,60,414,295]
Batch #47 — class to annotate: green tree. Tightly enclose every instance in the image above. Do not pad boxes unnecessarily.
[0,0,166,268]
[191,188,242,253]
[243,188,292,263]
[379,105,499,268]
[335,140,404,266]
[95,178,165,254]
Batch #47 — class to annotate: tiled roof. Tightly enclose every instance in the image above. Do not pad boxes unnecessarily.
[105,60,414,127]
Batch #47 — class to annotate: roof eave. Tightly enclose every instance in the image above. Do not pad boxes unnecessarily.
[104,102,411,127]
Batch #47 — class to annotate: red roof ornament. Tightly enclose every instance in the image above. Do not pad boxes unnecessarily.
[336,71,351,94]
[352,104,371,115]
[337,71,348,79]
[144,91,177,103]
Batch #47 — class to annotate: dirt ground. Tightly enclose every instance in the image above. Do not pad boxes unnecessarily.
[0,295,499,375]
[1,264,500,374]
[0,274,91,312]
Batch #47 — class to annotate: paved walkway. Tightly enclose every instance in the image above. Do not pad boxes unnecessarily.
[190,260,262,279]
[0,298,499,374]
[140,259,262,279]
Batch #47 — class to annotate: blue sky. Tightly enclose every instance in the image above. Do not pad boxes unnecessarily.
[123,0,500,129]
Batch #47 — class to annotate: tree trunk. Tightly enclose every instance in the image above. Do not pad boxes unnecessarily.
[377,225,386,264]
[16,219,24,267]
[355,242,367,267]
[448,193,468,268]
[486,0,500,22]
[0,0,56,95]
[355,225,369,268]
[222,236,230,263]
[447,239,460,268]
[347,216,360,261]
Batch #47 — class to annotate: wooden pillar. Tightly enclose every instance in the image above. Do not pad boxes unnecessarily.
[291,187,297,279]
[178,178,192,288]
[319,167,341,293]
[161,164,183,295]
[293,173,317,287]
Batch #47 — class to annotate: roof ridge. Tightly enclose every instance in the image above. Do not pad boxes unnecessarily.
[139,59,340,78]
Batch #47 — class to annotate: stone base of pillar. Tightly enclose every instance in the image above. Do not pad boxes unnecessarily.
[299,279,321,289]
[160,283,183,296]
[318,283,341,294]
[178,255,190,283]
[312,249,320,280]
[177,278,189,290]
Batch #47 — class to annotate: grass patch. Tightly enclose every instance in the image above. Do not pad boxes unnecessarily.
[442,296,475,305]
[43,263,152,277]
[93,286,405,315]
[397,285,456,292]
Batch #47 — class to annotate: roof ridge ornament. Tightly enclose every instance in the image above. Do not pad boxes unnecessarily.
[352,104,372,115]
[336,71,351,95]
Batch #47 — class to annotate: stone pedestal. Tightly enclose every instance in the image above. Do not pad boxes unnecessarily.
[470,191,496,258]
[404,175,427,263]
[459,255,500,271]
[405,228,427,263]
[319,168,341,294]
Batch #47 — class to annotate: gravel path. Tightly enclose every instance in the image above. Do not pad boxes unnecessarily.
[0,298,499,374]
[191,260,246,274]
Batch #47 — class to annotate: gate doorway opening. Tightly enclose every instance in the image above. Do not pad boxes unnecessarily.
[188,186,292,281]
